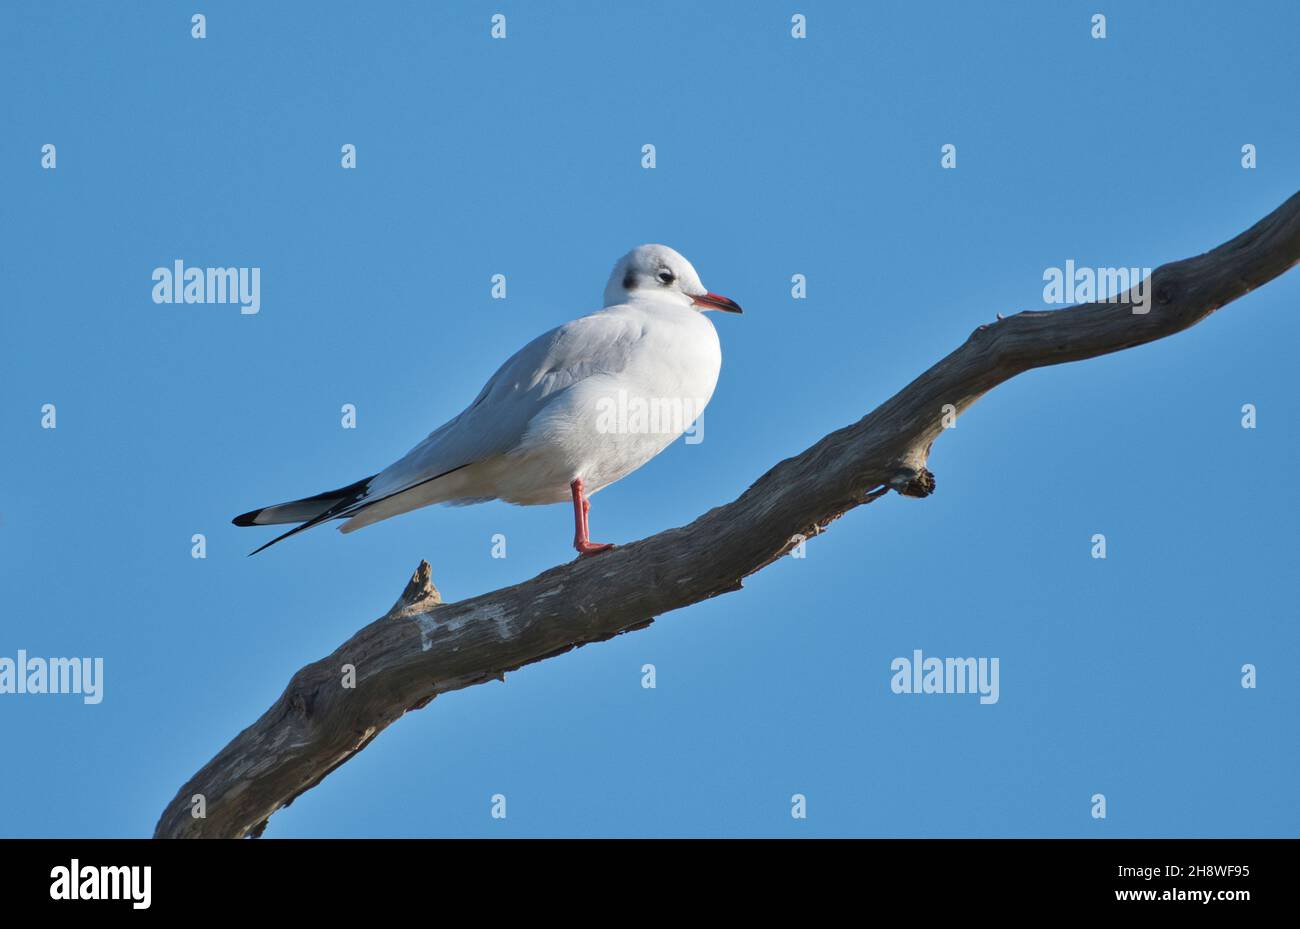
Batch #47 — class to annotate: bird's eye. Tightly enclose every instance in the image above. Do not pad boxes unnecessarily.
[657,269,675,285]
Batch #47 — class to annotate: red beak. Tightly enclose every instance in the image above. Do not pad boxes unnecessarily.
[691,291,744,314]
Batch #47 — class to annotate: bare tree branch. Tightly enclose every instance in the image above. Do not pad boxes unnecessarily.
[156,191,1300,838]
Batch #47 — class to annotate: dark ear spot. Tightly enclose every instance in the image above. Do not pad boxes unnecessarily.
[622,271,636,290]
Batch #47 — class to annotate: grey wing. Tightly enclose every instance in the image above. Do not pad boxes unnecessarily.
[357,309,646,507]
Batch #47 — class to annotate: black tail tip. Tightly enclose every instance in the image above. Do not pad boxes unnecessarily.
[232,509,261,527]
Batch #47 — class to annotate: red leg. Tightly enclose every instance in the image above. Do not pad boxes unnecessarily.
[570,479,585,549]
[570,478,614,557]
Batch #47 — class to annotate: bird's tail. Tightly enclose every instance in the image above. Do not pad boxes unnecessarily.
[232,475,375,555]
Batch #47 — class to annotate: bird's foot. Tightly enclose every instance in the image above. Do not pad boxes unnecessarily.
[575,541,615,558]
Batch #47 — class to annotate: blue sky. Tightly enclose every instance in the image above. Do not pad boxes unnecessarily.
[2,1,1297,837]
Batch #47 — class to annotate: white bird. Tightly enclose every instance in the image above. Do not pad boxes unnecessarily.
[234,244,742,556]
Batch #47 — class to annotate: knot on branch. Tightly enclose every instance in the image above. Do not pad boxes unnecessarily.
[1154,279,1178,306]
[389,560,443,616]
[286,669,323,721]
[890,468,936,498]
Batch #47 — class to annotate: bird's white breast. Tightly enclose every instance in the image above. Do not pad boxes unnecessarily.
[493,302,722,504]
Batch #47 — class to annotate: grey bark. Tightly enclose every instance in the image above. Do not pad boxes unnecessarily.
[155,191,1300,838]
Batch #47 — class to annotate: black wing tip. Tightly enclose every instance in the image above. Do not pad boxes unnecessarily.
[246,524,300,556]
[233,473,379,554]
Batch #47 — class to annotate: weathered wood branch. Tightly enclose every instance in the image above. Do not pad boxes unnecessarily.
[156,191,1300,838]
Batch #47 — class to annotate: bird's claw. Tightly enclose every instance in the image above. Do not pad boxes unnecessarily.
[575,542,616,558]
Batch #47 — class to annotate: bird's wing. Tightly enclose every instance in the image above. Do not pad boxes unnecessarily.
[357,308,647,507]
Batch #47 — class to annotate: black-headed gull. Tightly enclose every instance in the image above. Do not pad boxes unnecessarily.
[234,244,742,556]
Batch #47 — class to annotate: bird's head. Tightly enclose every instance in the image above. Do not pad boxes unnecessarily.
[603,244,743,314]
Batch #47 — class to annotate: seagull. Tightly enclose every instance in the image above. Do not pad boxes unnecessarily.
[234,244,742,557]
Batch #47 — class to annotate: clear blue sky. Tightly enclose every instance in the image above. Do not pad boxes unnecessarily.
[3,1,1297,838]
